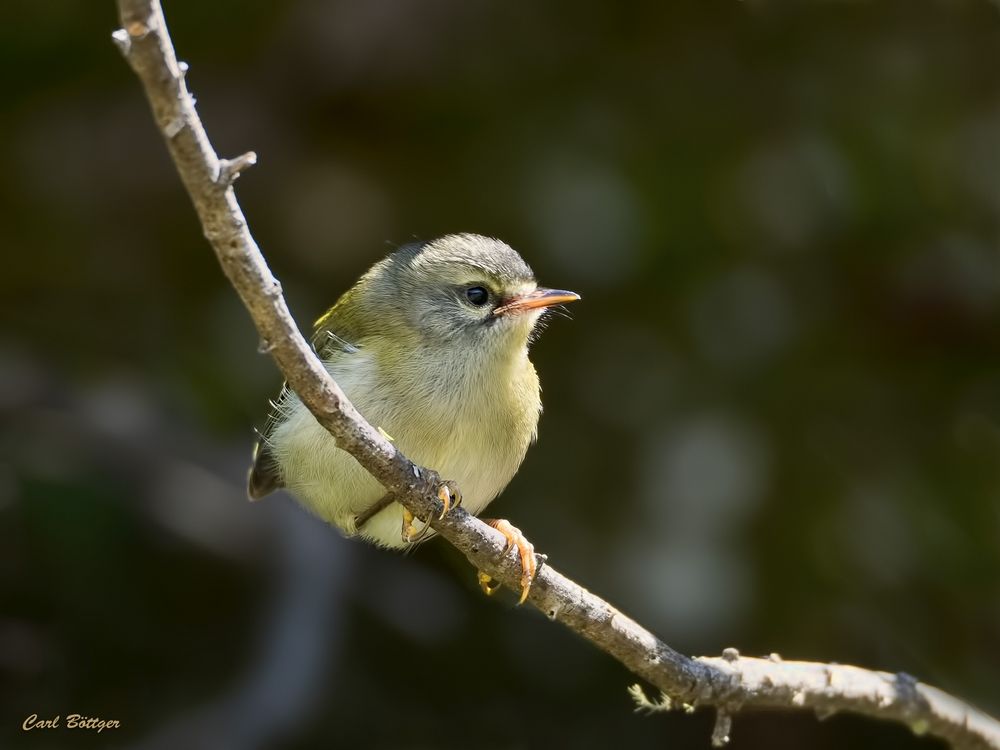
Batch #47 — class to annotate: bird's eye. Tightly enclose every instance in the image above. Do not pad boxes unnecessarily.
[465,286,490,306]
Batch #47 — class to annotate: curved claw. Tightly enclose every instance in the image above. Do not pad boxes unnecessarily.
[478,570,502,596]
[404,509,437,544]
[481,519,537,605]
[437,481,462,520]
[401,508,420,543]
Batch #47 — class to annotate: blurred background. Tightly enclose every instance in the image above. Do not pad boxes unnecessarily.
[3,0,1000,748]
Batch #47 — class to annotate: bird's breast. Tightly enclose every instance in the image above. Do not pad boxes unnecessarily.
[372,342,542,515]
[271,339,542,548]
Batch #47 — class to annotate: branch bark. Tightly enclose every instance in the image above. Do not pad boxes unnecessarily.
[112,2,1000,747]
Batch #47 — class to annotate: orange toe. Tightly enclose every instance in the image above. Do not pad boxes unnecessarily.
[483,519,537,605]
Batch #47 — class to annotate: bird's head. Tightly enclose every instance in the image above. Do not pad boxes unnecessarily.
[362,234,579,355]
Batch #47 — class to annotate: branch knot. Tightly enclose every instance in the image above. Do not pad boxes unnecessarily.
[217,151,258,186]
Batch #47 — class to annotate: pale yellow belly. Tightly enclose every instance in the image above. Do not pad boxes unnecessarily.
[269,351,537,549]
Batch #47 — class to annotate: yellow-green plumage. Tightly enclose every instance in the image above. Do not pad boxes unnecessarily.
[249,234,571,549]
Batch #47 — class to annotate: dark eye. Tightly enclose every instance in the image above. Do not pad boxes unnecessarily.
[465,286,490,306]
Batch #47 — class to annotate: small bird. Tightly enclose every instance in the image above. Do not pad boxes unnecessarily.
[248,234,579,602]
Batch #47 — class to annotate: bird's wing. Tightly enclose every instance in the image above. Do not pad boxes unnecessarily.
[246,304,363,500]
[246,381,290,500]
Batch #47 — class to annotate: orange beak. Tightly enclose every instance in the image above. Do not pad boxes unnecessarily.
[493,287,581,317]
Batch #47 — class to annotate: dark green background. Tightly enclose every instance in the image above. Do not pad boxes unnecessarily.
[3,1,1000,748]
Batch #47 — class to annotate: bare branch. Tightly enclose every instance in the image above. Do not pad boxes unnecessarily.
[112,1,1000,747]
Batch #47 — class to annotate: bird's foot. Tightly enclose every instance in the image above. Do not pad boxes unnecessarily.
[400,477,463,543]
[478,519,537,605]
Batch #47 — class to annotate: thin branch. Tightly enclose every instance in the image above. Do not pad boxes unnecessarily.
[112,2,1000,747]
